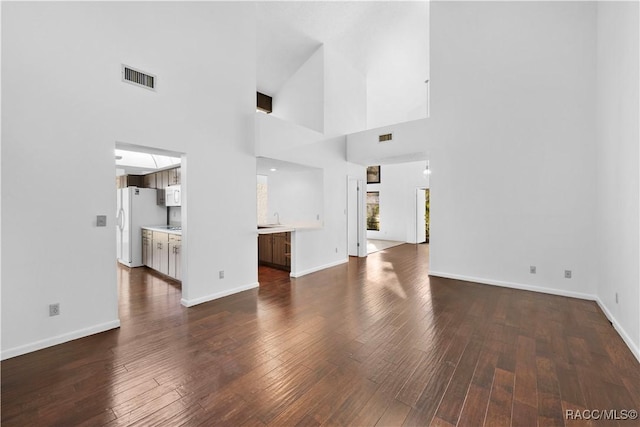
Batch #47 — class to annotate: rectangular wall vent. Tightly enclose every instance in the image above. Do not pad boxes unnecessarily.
[122,65,156,91]
[378,133,393,143]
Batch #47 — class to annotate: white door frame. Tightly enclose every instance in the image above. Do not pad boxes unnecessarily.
[412,187,428,244]
[347,177,367,257]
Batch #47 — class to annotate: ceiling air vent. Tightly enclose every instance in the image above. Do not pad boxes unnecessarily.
[122,64,156,91]
[378,133,393,143]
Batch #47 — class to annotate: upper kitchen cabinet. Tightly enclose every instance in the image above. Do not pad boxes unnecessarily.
[139,167,181,193]
[167,167,181,186]
[156,170,169,189]
[116,175,143,189]
[143,173,156,189]
[115,148,181,189]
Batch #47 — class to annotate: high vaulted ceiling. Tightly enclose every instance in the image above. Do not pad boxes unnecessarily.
[256,1,429,97]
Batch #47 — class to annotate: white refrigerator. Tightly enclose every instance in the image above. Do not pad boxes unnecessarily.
[116,187,166,267]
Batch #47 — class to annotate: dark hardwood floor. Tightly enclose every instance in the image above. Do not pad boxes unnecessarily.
[2,244,639,426]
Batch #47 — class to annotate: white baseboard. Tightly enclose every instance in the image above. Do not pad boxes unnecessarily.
[429,270,640,363]
[181,282,259,307]
[1,319,120,361]
[428,270,596,301]
[290,258,349,278]
[595,297,640,363]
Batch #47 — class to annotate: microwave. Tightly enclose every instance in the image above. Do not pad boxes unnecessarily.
[165,185,181,207]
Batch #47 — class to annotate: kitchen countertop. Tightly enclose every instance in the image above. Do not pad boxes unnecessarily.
[257,223,322,234]
[142,225,182,236]
[257,225,295,234]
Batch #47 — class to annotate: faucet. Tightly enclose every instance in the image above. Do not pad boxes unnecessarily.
[274,212,280,225]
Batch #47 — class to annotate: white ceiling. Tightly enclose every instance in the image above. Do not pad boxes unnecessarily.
[256,1,429,96]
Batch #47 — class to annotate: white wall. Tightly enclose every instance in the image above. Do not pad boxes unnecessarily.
[285,137,349,277]
[366,162,429,243]
[349,2,600,300]
[1,2,257,358]
[428,1,598,298]
[267,168,323,227]
[272,46,324,133]
[595,1,640,357]
[324,49,367,137]
[255,113,325,157]
[366,1,429,129]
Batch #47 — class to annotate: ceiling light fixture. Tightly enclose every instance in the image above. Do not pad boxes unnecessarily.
[423,161,431,176]
[270,168,277,172]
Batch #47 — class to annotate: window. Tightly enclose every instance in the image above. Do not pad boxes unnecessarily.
[257,92,273,113]
[367,191,380,231]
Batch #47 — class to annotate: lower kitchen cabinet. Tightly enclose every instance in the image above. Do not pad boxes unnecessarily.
[143,229,181,281]
[142,229,153,267]
[258,232,291,271]
[168,234,181,280]
[152,231,169,275]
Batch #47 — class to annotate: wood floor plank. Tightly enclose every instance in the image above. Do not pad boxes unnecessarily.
[1,245,638,427]
[484,368,514,427]
[456,384,490,427]
[513,334,538,408]
[375,398,412,427]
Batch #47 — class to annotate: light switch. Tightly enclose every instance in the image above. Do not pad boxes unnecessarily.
[97,215,107,227]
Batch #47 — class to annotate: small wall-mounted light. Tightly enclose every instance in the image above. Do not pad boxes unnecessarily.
[423,161,432,176]
[270,168,277,172]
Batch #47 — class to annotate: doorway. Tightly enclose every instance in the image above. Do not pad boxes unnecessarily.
[114,142,185,308]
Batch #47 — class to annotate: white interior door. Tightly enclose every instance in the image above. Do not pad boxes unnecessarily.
[348,179,359,256]
[414,188,427,244]
[348,178,366,257]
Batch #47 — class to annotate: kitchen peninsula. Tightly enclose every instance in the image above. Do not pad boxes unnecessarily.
[257,223,325,277]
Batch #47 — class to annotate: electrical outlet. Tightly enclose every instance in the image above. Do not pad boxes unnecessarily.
[49,303,60,317]
[530,266,536,274]
[335,247,338,253]
[564,270,572,279]
[317,214,320,220]
[615,292,618,304]
[219,270,224,279]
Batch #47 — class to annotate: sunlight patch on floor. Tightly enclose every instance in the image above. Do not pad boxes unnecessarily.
[367,239,404,254]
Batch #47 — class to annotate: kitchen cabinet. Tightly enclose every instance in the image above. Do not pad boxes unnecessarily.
[142,229,153,267]
[167,167,181,186]
[142,167,180,191]
[143,174,156,189]
[258,232,290,271]
[116,175,143,189]
[155,171,168,205]
[168,234,181,280]
[142,229,181,281]
[152,231,169,275]
[258,234,272,264]
[156,188,166,206]
[156,170,169,189]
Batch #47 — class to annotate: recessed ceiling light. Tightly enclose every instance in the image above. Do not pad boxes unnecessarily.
[270,168,277,172]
